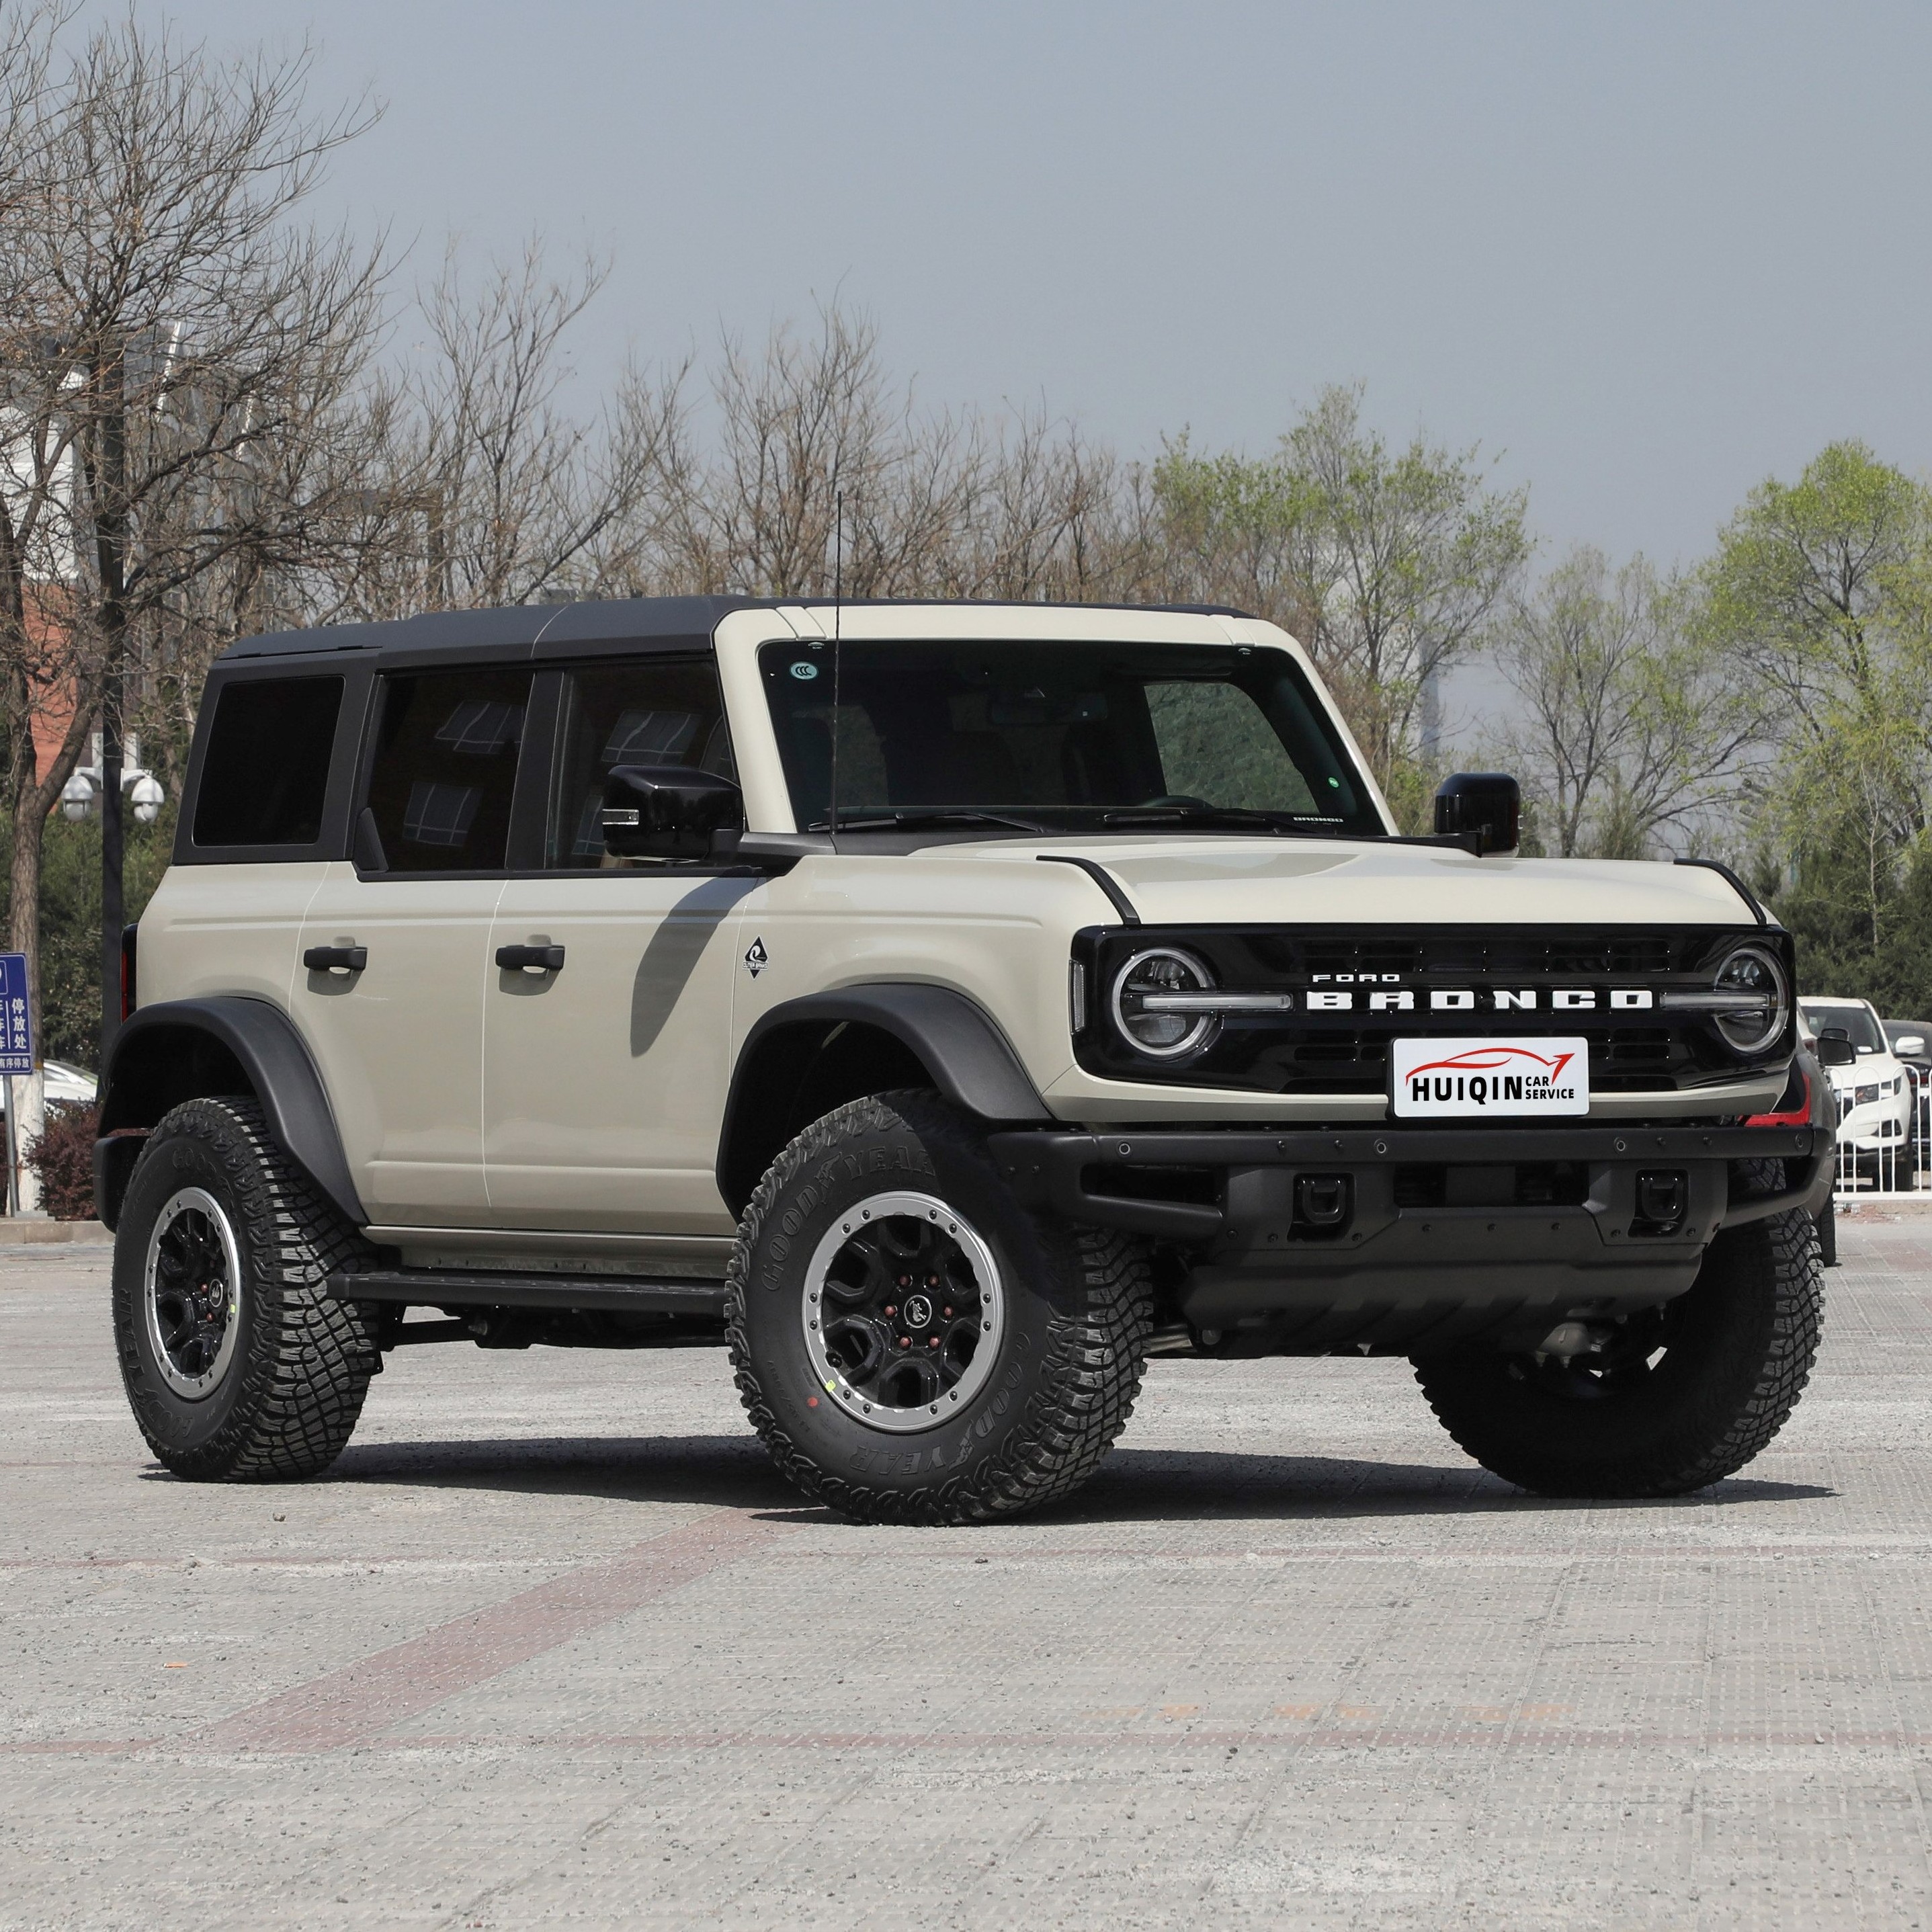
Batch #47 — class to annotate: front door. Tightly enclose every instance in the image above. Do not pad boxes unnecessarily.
[294,666,531,1226]
[482,657,748,1234]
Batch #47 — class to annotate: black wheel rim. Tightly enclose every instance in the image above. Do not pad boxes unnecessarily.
[142,1186,243,1400]
[801,1190,1004,1434]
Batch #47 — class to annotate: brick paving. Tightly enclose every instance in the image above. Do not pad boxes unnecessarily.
[3,1213,1931,1927]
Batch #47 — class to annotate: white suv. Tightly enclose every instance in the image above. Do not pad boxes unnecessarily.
[95,598,1833,1521]
[1800,997,1913,1183]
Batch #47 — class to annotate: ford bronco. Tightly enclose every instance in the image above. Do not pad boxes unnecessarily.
[97,597,1833,1522]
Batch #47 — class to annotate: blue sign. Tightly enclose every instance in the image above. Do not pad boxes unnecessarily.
[0,954,32,1075]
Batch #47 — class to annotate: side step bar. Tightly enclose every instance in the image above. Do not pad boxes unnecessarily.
[325,1268,729,1319]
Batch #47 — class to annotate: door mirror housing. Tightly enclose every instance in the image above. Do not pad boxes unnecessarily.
[1815,1026,1857,1068]
[601,765,743,861]
[1433,772,1521,855]
[1893,1034,1925,1058]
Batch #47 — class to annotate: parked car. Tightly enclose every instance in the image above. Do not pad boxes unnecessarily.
[0,1060,99,1121]
[1882,1019,1932,1163]
[1800,997,1913,1185]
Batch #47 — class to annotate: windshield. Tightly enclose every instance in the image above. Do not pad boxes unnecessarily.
[758,639,1383,836]
[1800,1001,1886,1054]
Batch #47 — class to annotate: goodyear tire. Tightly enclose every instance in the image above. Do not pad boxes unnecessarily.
[112,1096,380,1480]
[1413,1207,1822,1498]
[727,1091,1153,1525]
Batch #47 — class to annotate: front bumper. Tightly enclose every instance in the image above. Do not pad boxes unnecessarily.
[991,1121,1831,1350]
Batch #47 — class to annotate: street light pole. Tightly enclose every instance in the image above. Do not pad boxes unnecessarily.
[99,671,124,1059]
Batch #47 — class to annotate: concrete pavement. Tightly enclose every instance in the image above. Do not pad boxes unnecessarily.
[5,1213,1932,1928]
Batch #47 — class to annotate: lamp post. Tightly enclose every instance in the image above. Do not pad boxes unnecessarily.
[62,730,164,827]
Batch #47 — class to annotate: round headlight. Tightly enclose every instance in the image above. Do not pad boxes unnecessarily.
[1110,948,1218,1058]
[1712,944,1789,1055]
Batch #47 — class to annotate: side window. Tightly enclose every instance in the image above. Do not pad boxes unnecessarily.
[192,675,344,848]
[364,668,532,872]
[545,659,734,868]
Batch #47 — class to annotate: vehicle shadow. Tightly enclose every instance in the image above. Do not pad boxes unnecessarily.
[316,1434,1835,1523]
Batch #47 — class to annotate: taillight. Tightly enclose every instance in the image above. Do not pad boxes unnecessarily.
[1745,1070,1811,1129]
[120,923,137,1022]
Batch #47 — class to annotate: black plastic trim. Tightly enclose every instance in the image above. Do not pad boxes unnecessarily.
[990,1122,1821,1243]
[717,984,1052,1207]
[327,1269,727,1317]
[1037,853,1140,925]
[1675,857,1770,925]
[97,997,367,1226]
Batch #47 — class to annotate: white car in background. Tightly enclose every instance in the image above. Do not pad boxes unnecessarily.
[0,1060,98,1122]
[1800,997,1914,1181]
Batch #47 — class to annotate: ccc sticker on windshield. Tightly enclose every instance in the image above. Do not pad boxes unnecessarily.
[1391,1036,1589,1118]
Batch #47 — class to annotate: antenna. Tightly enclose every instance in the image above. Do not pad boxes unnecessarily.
[828,480,843,839]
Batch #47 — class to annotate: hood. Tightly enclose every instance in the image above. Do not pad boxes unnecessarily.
[953,835,1762,928]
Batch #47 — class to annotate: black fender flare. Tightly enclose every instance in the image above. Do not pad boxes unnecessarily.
[95,997,366,1230]
[716,984,1052,1211]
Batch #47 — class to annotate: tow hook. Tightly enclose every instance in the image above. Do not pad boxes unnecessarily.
[1537,1319,1617,1362]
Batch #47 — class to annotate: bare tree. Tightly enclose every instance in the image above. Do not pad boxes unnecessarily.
[0,9,390,1078]
[388,240,687,608]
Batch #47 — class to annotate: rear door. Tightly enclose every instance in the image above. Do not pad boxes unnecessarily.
[295,666,531,1226]
[141,669,352,1014]
[482,656,749,1234]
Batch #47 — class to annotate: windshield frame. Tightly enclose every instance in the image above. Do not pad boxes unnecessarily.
[753,633,1390,842]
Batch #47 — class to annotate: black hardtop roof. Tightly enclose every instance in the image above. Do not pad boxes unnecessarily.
[217,595,1255,665]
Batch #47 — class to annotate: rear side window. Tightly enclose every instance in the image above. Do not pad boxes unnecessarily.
[192,676,344,847]
[364,669,532,872]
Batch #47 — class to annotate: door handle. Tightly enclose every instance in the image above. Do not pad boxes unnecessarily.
[303,945,367,974]
[496,943,565,973]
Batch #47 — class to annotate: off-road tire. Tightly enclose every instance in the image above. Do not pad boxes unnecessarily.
[112,1095,380,1480]
[727,1091,1153,1525]
[1816,1198,1839,1269]
[1411,1207,1822,1498]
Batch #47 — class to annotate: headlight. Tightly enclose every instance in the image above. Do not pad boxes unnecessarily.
[1710,944,1788,1055]
[1110,947,1218,1058]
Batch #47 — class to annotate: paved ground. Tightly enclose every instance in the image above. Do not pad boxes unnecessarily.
[5,1213,1932,1929]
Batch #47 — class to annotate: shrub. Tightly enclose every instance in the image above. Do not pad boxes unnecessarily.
[24,1099,100,1220]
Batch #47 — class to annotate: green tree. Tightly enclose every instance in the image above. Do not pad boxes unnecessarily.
[1493,546,1765,857]
[1150,386,1528,820]
[1701,442,1932,991]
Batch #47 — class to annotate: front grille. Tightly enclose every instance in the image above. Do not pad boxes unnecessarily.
[1294,934,1678,980]
[1074,922,1790,1097]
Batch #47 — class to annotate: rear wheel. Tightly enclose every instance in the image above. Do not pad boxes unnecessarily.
[112,1096,380,1480]
[1412,1208,1822,1498]
[728,1091,1153,1524]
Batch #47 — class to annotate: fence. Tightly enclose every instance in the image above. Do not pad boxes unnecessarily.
[1832,1074,1932,1198]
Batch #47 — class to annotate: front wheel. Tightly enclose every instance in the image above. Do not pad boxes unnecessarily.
[727,1091,1153,1525]
[1412,1208,1822,1498]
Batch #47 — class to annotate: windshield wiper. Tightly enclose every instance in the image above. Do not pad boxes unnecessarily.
[810,809,1047,835]
[1099,805,1326,835]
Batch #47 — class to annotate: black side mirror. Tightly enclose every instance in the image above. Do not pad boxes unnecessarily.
[1816,1027,1856,1068]
[601,765,743,860]
[1434,772,1520,855]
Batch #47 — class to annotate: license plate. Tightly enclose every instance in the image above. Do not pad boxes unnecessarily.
[1391,1036,1590,1118]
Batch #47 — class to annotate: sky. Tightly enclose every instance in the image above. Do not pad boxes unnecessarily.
[72,0,1932,575]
